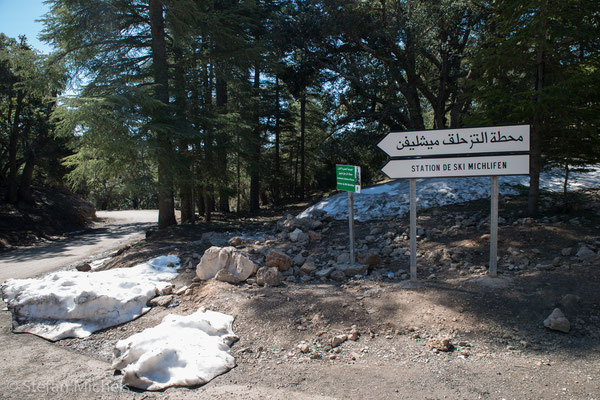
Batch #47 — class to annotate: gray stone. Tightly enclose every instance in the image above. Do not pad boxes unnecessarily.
[300,261,317,274]
[561,247,574,257]
[336,263,368,277]
[543,308,570,333]
[266,250,292,271]
[292,253,306,266]
[256,267,281,287]
[336,253,350,264]
[289,228,309,243]
[576,246,596,260]
[147,295,174,307]
[330,270,346,281]
[315,266,335,278]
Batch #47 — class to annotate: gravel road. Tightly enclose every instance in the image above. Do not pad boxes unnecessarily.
[0,210,158,282]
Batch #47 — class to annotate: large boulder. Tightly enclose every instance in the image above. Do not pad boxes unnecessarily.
[196,246,258,284]
[266,250,292,271]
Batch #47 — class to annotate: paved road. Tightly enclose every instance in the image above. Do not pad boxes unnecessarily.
[0,210,158,283]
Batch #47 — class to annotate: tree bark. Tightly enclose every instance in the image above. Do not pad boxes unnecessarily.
[273,76,281,206]
[7,92,24,205]
[18,149,35,204]
[216,74,230,212]
[249,63,261,212]
[528,4,547,216]
[299,91,306,200]
[149,0,176,229]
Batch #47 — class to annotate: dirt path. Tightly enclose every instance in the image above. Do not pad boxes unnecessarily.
[0,210,158,282]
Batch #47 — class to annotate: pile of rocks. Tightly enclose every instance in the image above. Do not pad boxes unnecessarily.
[194,212,392,286]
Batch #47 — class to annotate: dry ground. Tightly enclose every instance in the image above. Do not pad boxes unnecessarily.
[1,191,600,399]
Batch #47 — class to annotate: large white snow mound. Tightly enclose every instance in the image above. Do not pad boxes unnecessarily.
[1,255,180,341]
[300,166,600,221]
[112,308,237,391]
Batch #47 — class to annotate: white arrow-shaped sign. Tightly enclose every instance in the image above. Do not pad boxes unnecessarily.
[377,125,530,158]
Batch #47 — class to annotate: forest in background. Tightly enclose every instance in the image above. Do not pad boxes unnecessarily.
[1,0,599,229]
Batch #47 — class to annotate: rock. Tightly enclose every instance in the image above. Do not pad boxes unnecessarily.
[292,253,306,266]
[357,252,381,267]
[228,236,243,246]
[266,250,292,271]
[330,270,346,281]
[76,263,92,272]
[561,247,574,256]
[330,334,348,348]
[256,267,281,287]
[300,261,317,274]
[560,294,581,312]
[349,327,359,341]
[196,246,258,283]
[315,266,335,278]
[576,246,596,260]
[543,308,570,333]
[311,209,327,220]
[297,343,310,353]
[276,214,296,232]
[157,285,173,295]
[427,337,452,352]
[147,295,174,307]
[309,351,321,359]
[336,253,350,264]
[308,231,322,242]
[290,228,309,243]
[336,263,368,277]
[174,286,189,295]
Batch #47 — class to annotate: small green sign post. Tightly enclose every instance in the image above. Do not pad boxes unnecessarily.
[336,165,361,193]
[336,165,361,264]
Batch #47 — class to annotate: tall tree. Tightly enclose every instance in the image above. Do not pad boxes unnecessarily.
[470,0,600,214]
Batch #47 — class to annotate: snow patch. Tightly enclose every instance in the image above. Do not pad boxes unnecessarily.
[112,308,237,391]
[299,166,600,221]
[1,255,180,341]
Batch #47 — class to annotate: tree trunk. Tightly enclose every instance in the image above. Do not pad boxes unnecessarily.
[216,74,230,213]
[149,0,176,229]
[300,91,306,200]
[274,76,281,206]
[18,149,35,204]
[528,5,547,216]
[174,45,194,224]
[7,92,24,205]
[249,64,261,212]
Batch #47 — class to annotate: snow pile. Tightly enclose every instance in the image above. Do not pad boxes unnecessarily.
[1,255,180,341]
[300,166,600,221]
[112,308,237,391]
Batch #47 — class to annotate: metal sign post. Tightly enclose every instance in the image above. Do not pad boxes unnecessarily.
[348,192,355,264]
[377,125,530,279]
[336,165,361,265]
[409,179,417,280]
[489,176,499,277]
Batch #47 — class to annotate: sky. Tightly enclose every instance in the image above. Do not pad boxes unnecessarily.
[0,0,52,53]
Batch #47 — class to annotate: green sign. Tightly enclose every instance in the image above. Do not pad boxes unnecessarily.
[336,164,361,193]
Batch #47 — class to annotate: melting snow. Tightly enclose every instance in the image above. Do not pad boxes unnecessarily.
[112,308,237,391]
[299,166,600,221]
[1,255,180,341]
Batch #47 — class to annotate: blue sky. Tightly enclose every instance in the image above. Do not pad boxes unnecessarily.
[0,0,52,53]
